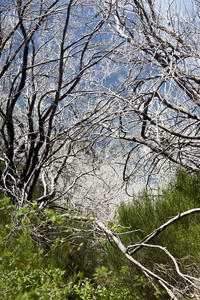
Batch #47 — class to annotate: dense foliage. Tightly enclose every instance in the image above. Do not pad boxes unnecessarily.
[105,169,200,299]
[0,170,200,299]
[0,197,134,299]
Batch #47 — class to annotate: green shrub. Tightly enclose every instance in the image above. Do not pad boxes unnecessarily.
[104,169,200,298]
[0,197,133,299]
[118,169,200,259]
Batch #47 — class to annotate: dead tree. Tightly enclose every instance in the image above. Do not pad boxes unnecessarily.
[95,0,200,185]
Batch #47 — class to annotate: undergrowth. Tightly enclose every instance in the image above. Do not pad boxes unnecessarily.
[1,169,200,299]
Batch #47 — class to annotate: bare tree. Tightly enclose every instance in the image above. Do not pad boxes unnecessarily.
[93,0,200,185]
[0,0,123,207]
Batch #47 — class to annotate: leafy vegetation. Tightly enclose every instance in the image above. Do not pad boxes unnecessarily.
[104,169,200,298]
[0,196,134,299]
[1,170,200,298]
[118,169,200,259]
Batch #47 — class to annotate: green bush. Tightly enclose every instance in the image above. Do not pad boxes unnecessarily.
[0,268,68,299]
[118,169,200,259]
[104,169,200,298]
[0,196,133,299]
